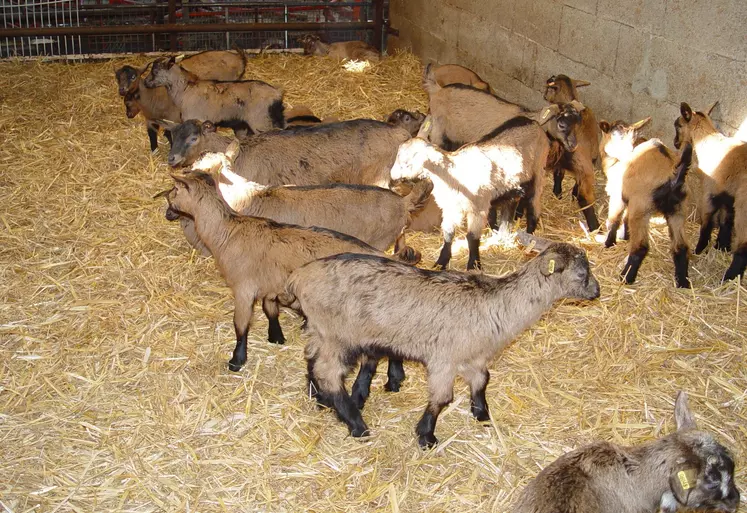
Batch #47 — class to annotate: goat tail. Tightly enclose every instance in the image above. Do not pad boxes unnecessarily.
[278,279,300,310]
[404,178,434,215]
[394,245,422,265]
[672,142,693,189]
[422,63,441,95]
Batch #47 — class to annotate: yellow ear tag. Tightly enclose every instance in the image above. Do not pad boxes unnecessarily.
[422,118,432,132]
[523,239,537,255]
[548,259,555,274]
[677,469,697,490]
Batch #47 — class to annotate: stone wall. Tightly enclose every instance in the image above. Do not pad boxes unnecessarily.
[388,0,746,142]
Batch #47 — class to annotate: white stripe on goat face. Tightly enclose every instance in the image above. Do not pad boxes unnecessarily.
[721,470,731,499]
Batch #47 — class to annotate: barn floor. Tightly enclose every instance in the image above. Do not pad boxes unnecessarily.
[0,53,744,513]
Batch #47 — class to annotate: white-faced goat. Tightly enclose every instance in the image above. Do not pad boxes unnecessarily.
[172,151,432,259]
[165,118,411,188]
[674,102,747,281]
[297,34,380,61]
[161,171,415,388]
[144,56,284,136]
[281,238,600,447]
[599,118,694,288]
[543,74,601,230]
[391,116,551,270]
[513,391,740,513]
[421,69,597,230]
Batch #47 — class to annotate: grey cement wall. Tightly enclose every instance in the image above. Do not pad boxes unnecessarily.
[388,0,746,143]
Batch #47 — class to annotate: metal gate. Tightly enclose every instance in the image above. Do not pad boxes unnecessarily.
[0,0,388,59]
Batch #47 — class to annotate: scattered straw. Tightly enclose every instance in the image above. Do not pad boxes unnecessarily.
[0,52,744,513]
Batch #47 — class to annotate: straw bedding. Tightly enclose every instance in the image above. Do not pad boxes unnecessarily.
[0,52,744,513]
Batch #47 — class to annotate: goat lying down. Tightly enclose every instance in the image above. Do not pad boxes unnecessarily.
[281,235,599,448]
[513,391,740,513]
[171,150,432,259]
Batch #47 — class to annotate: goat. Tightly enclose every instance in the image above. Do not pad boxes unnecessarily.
[387,109,426,137]
[297,34,380,62]
[114,48,246,97]
[423,63,492,93]
[392,116,557,270]
[599,118,694,288]
[513,391,740,513]
[143,56,284,136]
[674,102,747,281]
[284,105,322,127]
[421,69,598,230]
[164,119,411,188]
[123,75,181,152]
[177,47,249,82]
[281,238,599,447]
[173,151,432,258]
[543,74,601,230]
[161,171,415,390]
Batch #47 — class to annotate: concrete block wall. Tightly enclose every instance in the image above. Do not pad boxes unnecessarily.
[388,0,747,143]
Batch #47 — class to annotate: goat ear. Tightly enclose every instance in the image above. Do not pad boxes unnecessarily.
[570,100,586,113]
[680,103,693,122]
[706,100,720,117]
[539,247,566,276]
[631,117,652,131]
[539,104,561,125]
[170,174,191,190]
[166,56,177,69]
[573,79,591,88]
[174,54,185,63]
[201,121,216,134]
[675,391,698,430]
[156,119,177,130]
[599,120,611,133]
[225,139,241,161]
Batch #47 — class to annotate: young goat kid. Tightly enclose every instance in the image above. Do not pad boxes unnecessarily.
[513,391,740,513]
[421,71,598,230]
[165,119,410,188]
[543,74,600,221]
[282,239,600,447]
[392,116,552,270]
[144,57,284,136]
[599,118,694,287]
[423,63,492,93]
[674,102,747,281]
[162,172,412,391]
[297,34,380,61]
[172,151,432,259]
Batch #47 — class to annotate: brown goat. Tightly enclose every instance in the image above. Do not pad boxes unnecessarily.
[143,57,284,136]
[543,74,601,230]
[165,119,410,188]
[123,75,182,152]
[162,171,415,380]
[177,47,249,82]
[422,70,598,230]
[599,118,694,287]
[391,116,551,270]
[297,34,380,62]
[674,102,747,281]
[513,391,740,513]
[173,151,432,258]
[114,49,246,98]
[423,63,492,93]
[282,241,599,447]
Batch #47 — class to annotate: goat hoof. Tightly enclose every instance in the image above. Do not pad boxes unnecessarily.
[621,274,636,285]
[350,425,370,438]
[418,433,438,449]
[473,410,490,422]
[714,241,731,252]
[384,380,401,392]
[227,360,244,372]
[676,279,691,289]
[694,244,708,255]
[604,239,616,248]
[268,336,285,345]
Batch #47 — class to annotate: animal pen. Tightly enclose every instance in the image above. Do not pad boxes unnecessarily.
[0,3,745,513]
